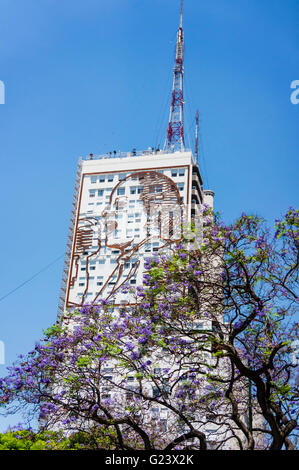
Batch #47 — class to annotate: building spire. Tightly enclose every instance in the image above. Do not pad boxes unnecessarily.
[180,0,183,28]
[165,0,185,153]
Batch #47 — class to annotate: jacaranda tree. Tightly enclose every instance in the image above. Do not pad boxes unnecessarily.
[0,208,298,450]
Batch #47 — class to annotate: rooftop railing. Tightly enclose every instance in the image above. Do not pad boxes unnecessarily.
[83,148,193,161]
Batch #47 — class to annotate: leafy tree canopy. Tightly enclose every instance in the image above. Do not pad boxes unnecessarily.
[0,208,298,450]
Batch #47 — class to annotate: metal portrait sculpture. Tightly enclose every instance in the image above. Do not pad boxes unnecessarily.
[66,170,184,307]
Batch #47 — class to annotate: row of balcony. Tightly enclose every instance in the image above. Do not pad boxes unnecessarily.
[57,160,83,317]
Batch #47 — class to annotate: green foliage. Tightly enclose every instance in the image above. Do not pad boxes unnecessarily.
[43,324,66,340]
[76,356,91,368]
[0,428,116,450]
[0,430,70,450]
[0,208,297,451]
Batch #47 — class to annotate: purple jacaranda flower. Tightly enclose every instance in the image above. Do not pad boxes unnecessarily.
[234,320,243,330]
[91,404,99,412]
[138,337,147,344]
[131,350,141,360]
[175,243,184,250]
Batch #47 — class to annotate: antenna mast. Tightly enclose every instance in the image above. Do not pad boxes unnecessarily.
[165,0,185,152]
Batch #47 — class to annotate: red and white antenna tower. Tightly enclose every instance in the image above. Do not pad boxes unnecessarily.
[165,0,185,152]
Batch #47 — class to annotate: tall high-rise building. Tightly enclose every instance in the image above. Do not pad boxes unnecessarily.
[57,1,214,319]
[51,5,262,451]
[57,150,214,317]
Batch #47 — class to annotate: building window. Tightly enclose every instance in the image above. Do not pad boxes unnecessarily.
[89,190,96,197]
[178,183,184,191]
[126,391,133,401]
[99,176,105,182]
[206,429,217,434]
[98,190,104,196]
[149,184,162,193]
[126,386,137,401]
[102,393,111,400]
[112,230,120,239]
[171,170,178,177]
[108,175,114,182]
[160,420,167,432]
[91,176,97,183]
[178,169,185,176]
[117,187,125,195]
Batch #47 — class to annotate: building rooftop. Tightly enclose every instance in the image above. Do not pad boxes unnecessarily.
[82,148,195,162]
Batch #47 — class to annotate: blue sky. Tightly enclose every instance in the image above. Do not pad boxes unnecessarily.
[0,0,298,430]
